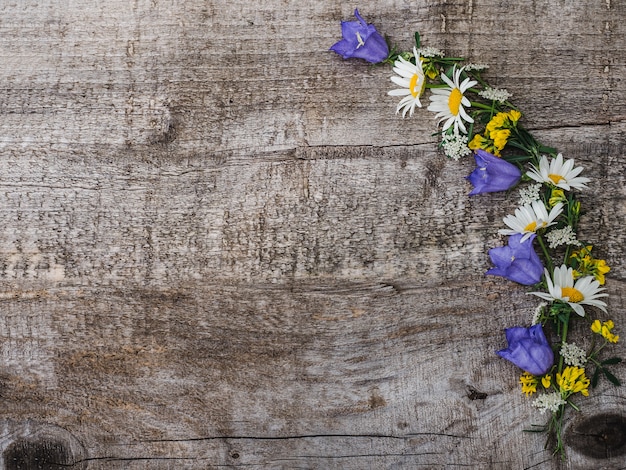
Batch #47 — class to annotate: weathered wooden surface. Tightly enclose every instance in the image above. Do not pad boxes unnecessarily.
[1,0,625,468]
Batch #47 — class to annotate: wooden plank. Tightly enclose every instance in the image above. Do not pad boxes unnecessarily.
[0,0,625,468]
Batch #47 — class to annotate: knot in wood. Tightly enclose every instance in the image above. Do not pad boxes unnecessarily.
[567,413,626,459]
[0,421,86,470]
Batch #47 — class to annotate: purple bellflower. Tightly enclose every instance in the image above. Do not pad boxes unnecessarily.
[497,324,554,376]
[486,233,543,285]
[467,149,522,195]
[329,9,389,64]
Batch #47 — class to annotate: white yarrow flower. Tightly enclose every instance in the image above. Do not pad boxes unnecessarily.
[531,302,548,325]
[427,65,478,134]
[441,129,471,160]
[529,265,608,317]
[546,225,581,249]
[464,63,489,71]
[518,183,543,205]
[533,392,567,414]
[560,342,588,368]
[479,87,512,103]
[417,46,444,58]
[388,48,426,118]
[527,153,591,191]
[499,200,564,242]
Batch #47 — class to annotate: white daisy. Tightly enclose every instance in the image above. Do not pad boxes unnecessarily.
[388,48,426,118]
[427,65,477,134]
[498,200,564,242]
[529,265,608,317]
[526,153,590,191]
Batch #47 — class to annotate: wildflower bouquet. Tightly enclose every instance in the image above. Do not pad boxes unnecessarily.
[330,10,621,458]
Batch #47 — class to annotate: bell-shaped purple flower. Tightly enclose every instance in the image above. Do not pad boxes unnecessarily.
[486,233,543,285]
[467,149,522,195]
[497,324,554,376]
[329,9,389,64]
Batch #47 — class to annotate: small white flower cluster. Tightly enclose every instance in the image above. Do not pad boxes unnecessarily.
[417,46,444,58]
[463,63,489,71]
[518,183,542,206]
[441,130,472,160]
[531,302,548,325]
[546,225,581,249]
[479,87,512,103]
[533,392,567,414]
[560,342,588,368]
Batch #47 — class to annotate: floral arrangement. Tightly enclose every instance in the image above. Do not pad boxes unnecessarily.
[330,10,621,458]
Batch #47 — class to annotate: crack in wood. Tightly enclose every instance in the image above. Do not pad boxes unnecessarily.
[135,431,472,444]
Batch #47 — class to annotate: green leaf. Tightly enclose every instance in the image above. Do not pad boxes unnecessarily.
[414,32,421,49]
[603,369,621,386]
[501,154,533,163]
[537,145,557,154]
[557,312,570,324]
[601,357,623,365]
[591,367,600,388]
[523,424,548,433]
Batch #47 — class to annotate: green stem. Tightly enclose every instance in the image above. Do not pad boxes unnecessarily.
[563,246,572,267]
[551,405,566,458]
[558,312,570,372]
[469,100,495,111]
[536,234,553,273]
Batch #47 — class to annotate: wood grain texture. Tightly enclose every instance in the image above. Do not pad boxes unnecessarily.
[1,0,625,468]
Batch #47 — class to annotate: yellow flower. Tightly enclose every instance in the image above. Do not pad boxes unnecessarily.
[571,245,611,285]
[491,129,511,152]
[485,110,521,133]
[594,260,610,285]
[520,372,539,396]
[591,319,601,334]
[422,59,439,80]
[548,188,566,207]
[486,112,507,134]
[541,374,552,389]
[470,111,520,156]
[508,109,521,123]
[591,319,619,343]
[468,133,489,151]
[556,366,590,397]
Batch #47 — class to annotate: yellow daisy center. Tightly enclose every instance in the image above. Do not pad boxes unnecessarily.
[524,221,537,232]
[561,286,584,303]
[409,74,421,98]
[548,173,564,184]
[448,88,463,115]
